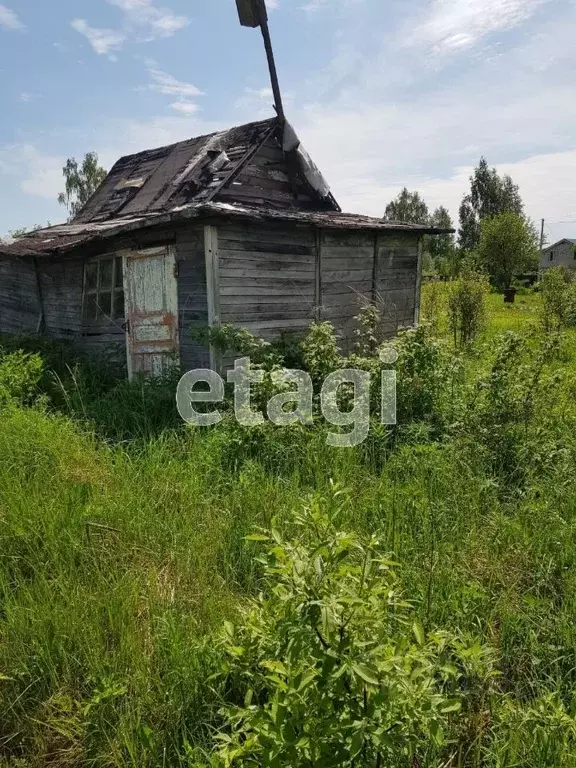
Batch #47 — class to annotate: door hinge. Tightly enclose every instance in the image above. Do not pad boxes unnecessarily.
[173,261,179,278]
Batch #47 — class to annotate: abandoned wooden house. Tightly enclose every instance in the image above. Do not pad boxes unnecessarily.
[0,117,450,377]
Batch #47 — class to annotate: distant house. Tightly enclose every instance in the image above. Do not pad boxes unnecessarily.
[540,239,576,272]
[0,117,450,378]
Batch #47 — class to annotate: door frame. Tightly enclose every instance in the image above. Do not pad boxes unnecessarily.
[120,245,179,380]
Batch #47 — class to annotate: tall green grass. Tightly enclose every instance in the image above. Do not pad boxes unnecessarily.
[1,292,576,765]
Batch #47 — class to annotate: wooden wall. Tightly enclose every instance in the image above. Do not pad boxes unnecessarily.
[217,221,317,344]
[213,222,421,352]
[174,226,210,370]
[0,256,42,336]
[374,235,420,336]
[0,220,421,375]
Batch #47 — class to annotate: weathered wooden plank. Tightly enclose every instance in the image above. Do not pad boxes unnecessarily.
[221,286,314,298]
[219,249,315,264]
[218,225,316,248]
[322,281,374,296]
[221,294,314,307]
[204,225,220,371]
[219,267,316,280]
[320,256,374,270]
[322,231,375,248]
[222,308,315,322]
[321,268,374,282]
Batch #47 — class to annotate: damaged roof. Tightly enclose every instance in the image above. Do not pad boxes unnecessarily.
[74,118,279,224]
[0,115,452,259]
[0,202,454,259]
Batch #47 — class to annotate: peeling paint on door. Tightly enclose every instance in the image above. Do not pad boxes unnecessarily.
[122,246,179,379]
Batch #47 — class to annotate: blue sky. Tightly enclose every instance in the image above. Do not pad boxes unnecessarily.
[1,0,574,243]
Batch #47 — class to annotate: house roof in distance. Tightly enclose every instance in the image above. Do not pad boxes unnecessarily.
[541,238,576,251]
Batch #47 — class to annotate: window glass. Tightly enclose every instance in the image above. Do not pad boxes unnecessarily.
[85,262,98,291]
[98,292,112,318]
[115,257,124,288]
[99,258,113,289]
[114,291,125,320]
[83,294,98,322]
[83,255,125,324]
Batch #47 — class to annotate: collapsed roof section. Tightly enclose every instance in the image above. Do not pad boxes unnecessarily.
[73,117,339,225]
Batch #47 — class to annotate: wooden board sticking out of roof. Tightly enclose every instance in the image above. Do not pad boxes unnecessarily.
[236,0,266,27]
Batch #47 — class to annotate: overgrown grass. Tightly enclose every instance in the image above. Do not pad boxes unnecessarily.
[2,289,576,765]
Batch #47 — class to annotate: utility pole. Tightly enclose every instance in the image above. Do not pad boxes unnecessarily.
[236,0,285,124]
[540,218,545,254]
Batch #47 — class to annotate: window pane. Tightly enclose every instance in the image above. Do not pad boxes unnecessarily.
[114,291,125,320]
[98,292,112,318]
[85,262,98,291]
[99,258,113,290]
[115,257,124,288]
[83,294,98,322]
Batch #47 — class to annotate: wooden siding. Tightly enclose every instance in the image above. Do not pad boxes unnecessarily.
[38,258,83,339]
[320,230,375,347]
[0,256,41,335]
[374,235,419,334]
[176,225,210,370]
[217,222,317,347]
[216,225,420,353]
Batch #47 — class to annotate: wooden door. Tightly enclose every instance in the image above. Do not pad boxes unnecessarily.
[122,246,179,379]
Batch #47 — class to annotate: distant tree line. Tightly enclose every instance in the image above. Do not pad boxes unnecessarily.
[383,157,539,292]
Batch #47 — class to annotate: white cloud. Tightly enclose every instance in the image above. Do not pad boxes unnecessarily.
[0,3,23,30]
[0,144,63,201]
[409,0,548,55]
[265,0,280,8]
[107,0,189,38]
[71,18,126,56]
[170,101,199,115]
[18,92,40,103]
[147,67,204,98]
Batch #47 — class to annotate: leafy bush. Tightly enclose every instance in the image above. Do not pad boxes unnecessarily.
[300,322,343,387]
[539,265,576,332]
[0,347,43,407]
[214,498,494,766]
[420,280,446,336]
[447,268,490,346]
[353,303,385,356]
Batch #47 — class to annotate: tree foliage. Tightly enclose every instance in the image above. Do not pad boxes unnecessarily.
[428,206,454,255]
[57,152,107,220]
[384,187,429,224]
[459,158,524,251]
[477,212,538,290]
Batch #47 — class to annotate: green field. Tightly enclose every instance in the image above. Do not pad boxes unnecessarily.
[1,287,576,766]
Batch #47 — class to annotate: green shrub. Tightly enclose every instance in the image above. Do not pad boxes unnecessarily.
[0,348,43,407]
[214,498,494,766]
[447,268,490,346]
[539,265,576,332]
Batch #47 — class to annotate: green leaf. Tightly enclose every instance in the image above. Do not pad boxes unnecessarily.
[412,619,425,646]
[352,663,379,686]
[439,698,462,713]
[245,534,270,542]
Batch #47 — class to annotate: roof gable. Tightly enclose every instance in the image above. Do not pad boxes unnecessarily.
[73,117,339,225]
[542,238,576,251]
